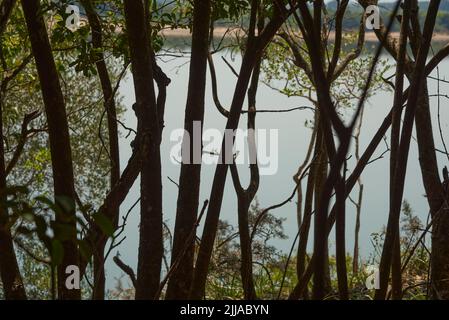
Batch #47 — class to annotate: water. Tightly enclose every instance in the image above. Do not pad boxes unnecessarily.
[104,51,449,292]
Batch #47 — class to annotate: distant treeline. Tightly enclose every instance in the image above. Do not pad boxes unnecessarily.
[329,0,449,32]
[207,0,449,33]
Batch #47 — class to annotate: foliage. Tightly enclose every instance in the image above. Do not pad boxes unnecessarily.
[262,31,392,117]
[365,200,430,300]
[0,2,125,297]
[205,199,289,300]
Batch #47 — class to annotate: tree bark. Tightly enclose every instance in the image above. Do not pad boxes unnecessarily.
[123,0,162,300]
[296,124,320,299]
[374,0,441,300]
[166,0,211,300]
[357,0,449,299]
[335,163,348,300]
[389,0,411,299]
[290,43,449,298]
[229,48,263,300]
[80,0,120,300]
[352,107,365,275]
[415,85,449,298]
[189,3,290,299]
[312,131,333,299]
[21,0,79,300]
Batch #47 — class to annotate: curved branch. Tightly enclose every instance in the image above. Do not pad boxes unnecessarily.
[332,13,366,82]
[208,53,230,118]
[327,0,349,79]
[113,254,137,288]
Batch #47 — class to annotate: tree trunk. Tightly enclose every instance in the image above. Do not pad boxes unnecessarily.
[80,0,120,300]
[123,0,162,300]
[415,85,449,298]
[352,108,365,275]
[335,162,348,300]
[166,0,211,300]
[389,0,410,299]
[296,119,322,299]
[21,0,79,300]
[235,195,257,300]
[229,49,263,300]
[312,132,333,299]
[296,150,317,299]
[431,194,449,299]
[189,5,288,299]
[189,50,257,300]
[374,0,440,300]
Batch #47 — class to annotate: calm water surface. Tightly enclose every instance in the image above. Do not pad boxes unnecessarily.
[104,50,449,292]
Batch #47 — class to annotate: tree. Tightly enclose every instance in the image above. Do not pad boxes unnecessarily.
[166,0,211,300]
[21,0,79,300]
[2,0,449,302]
[123,0,163,300]
[357,0,449,300]
[190,0,294,300]
[0,0,27,300]
[262,1,390,297]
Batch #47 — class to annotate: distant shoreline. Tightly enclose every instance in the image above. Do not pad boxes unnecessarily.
[160,27,449,42]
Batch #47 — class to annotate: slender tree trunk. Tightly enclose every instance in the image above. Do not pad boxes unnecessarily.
[166,0,211,300]
[374,0,440,300]
[295,118,318,231]
[389,1,410,299]
[415,85,449,298]
[123,0,162,300]
[296,1,350,299]
[189,50,257,300]
[431,189,449,299]
[312,133,333,299]
[229,49,263,300]
[356,0,449,300]
[296,136,319,299]
[290,40,449,298]
[234,196,258,300]
[352,184,363,274]
[22,0,79,300]
[404,0,449,298]
[335,163,348,300]
[189,4,288,299]
[352,108,365,275]
[80,0,120,300]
